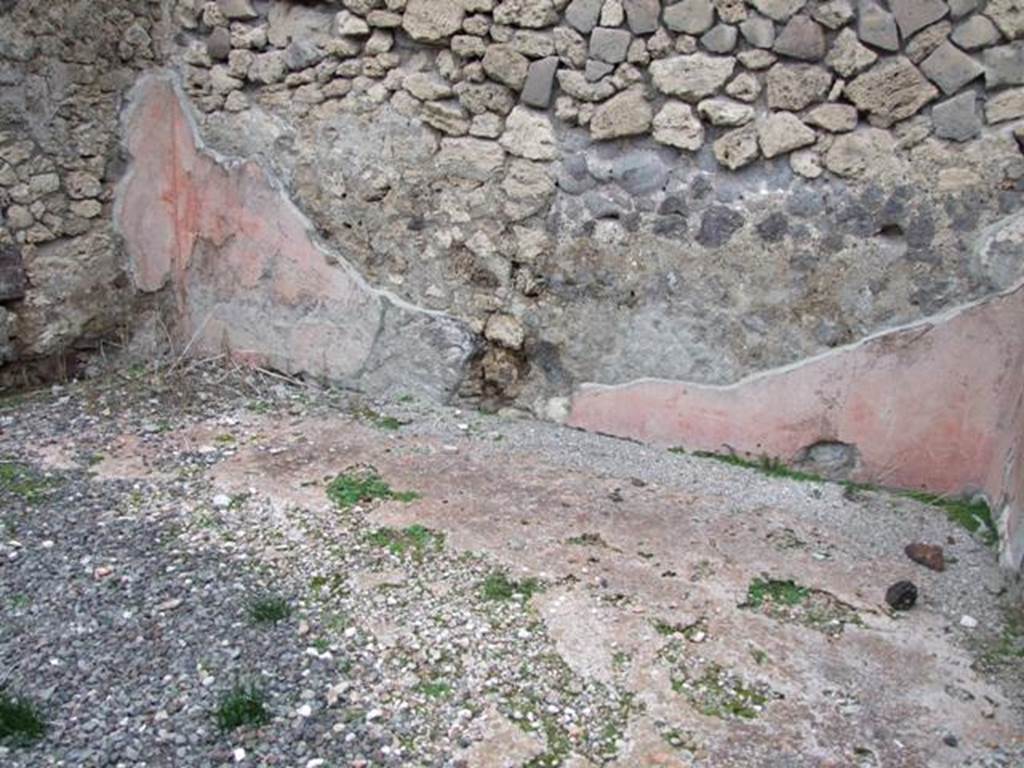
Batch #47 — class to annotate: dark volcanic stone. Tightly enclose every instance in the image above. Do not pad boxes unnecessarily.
[659,195,687,216]
[885,580,918,610]
[697,205,745,247]
[756,212,789,242]
[0,242,26,300]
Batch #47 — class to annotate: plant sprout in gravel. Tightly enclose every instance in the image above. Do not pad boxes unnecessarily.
[366,524,444,559]
[481,570,542,601]
[0,692,46,746]
[247,594,292,624]
[214,682,270,732]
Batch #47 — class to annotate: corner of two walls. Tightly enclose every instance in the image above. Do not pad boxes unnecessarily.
[0,1,165,384]
[19,0,1020,567]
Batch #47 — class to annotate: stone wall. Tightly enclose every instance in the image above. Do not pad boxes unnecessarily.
[161,0,1024,414]
[0,0,163,380]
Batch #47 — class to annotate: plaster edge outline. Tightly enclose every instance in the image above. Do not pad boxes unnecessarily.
[568,249,1024,570]
[114,70,478,401]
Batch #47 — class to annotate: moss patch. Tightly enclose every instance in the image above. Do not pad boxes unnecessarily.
[0,461,57,504]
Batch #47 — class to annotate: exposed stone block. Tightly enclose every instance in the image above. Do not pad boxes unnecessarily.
[813,0,855,29]
[499,105,559,159]
[402,0,465,41]
[521,56,559,107]
[483,44,530,90]
[590,87,653,139]
[589,26,633,63]
[986,0,1024,39]
[891,0,949,39]
[765,62,832,110]
[757,111,817,157]
[919,40,985,93]
[622,0,661,33]
[826,27,878,76]
[740,15,776,47]
[986,86,1024,122]
[650,53,736,100]
[750,0,807,21]
[713,123,760,167]
[664,0,716,34]
[0,243,25,301]
[697,96,755,125]
[857,1,900,51]
[932,90,981,140]
[845,56,938,127]
[983,42,1024,87]
[565,0,605,33]
[805,102,859,131]
[774,15,827,60]
[950,15,1000,49]
[652,100,706,149]
[701,23,739,53]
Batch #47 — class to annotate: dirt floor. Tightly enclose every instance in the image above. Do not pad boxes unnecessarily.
[1,363,1021,767]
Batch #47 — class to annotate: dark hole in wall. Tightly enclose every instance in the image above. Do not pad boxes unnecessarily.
[878,223,904,241]
[1,346,94,391]
[0,243,26,301]
[794,441,860,481]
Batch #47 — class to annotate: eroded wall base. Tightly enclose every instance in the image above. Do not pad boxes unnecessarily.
[115,73,476,402]
[568,244,1024,570]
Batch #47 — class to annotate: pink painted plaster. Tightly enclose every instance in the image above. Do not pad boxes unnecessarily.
[569,280,1024,570]
[115,73,472,398]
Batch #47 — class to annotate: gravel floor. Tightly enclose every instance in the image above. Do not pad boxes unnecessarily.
[0,362,1021,767]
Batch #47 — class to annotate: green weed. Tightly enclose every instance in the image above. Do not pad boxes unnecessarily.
[0,692,46,745]
[214,682,269,732]
[692,451,825,483]
[355,407,408,431]
[744,578,810,609]
[481,570,541,601]
[669,661,776,720]
[416,679,452,699]
[901,490,998,546]
[326,469,419,510]
[247,594,292,624]
[366,524,443,559]
[977,605,1024,668]
[566,532,608,547]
